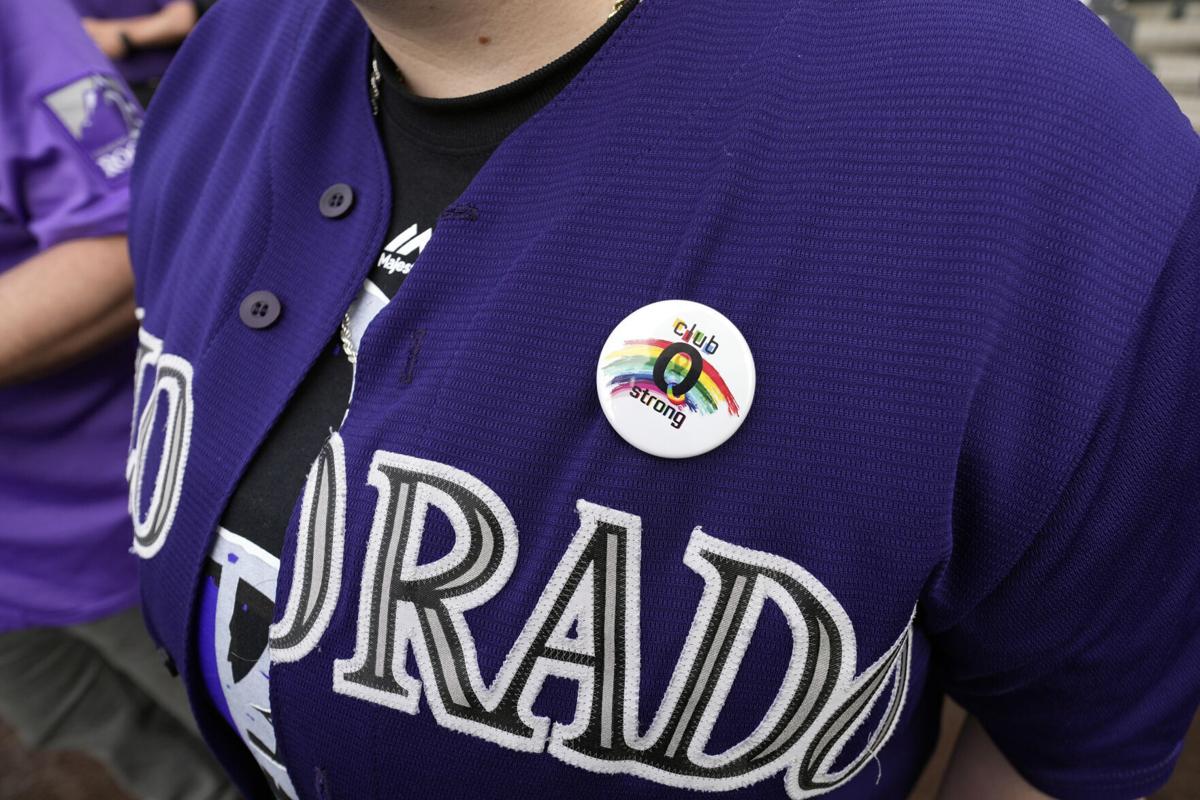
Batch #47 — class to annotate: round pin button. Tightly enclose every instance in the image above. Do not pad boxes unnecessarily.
[596,299,755,459]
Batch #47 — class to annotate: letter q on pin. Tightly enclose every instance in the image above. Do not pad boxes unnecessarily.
[595,299,755,459]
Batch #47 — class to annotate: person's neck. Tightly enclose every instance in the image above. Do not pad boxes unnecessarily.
[355,0,621,99]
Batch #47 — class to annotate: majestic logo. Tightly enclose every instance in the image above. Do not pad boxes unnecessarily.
[42,74,142,181]
[600,317,741,430]
[377,223,433,276]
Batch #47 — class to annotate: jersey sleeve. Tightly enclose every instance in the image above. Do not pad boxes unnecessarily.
[926,186,1200,799]
[21,73,140,250]
[0,0,142,253]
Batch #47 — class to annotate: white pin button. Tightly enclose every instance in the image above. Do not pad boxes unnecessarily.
[596,299,756,459]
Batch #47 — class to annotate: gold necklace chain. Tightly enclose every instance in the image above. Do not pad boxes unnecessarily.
[369,56,382,118]
[609,0,632,18]
[339,309,358,365]
[340,61,387,365]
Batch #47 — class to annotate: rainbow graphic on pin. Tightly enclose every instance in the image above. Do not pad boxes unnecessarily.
[601,337,741,417]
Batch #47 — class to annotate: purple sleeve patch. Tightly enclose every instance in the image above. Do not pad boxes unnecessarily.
[41,74,143,183]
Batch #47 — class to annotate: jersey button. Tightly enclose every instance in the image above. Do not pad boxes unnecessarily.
[319,182,355,218]
[239,290,282,329]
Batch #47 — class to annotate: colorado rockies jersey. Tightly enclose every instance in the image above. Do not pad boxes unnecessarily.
[128,0,1200,798]
[195,11,635,796]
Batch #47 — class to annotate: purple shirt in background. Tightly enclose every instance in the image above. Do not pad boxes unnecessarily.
[69,0,179,86]
[0,0,144,632]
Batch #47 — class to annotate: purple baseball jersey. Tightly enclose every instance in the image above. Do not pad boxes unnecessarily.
[69,0,179,85]
[0,0,143,632]
[128,0,1200,798]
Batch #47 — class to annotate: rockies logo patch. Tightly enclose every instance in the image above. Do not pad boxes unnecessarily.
[42,73,142,182]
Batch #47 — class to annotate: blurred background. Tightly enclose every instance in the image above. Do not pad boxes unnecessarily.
[1088,0,1200,130]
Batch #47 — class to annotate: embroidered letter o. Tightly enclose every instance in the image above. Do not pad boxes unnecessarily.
[128,349,194,560]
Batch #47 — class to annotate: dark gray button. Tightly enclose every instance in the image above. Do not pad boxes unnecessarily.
[239,290,282,329]
[319,183,354,218]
